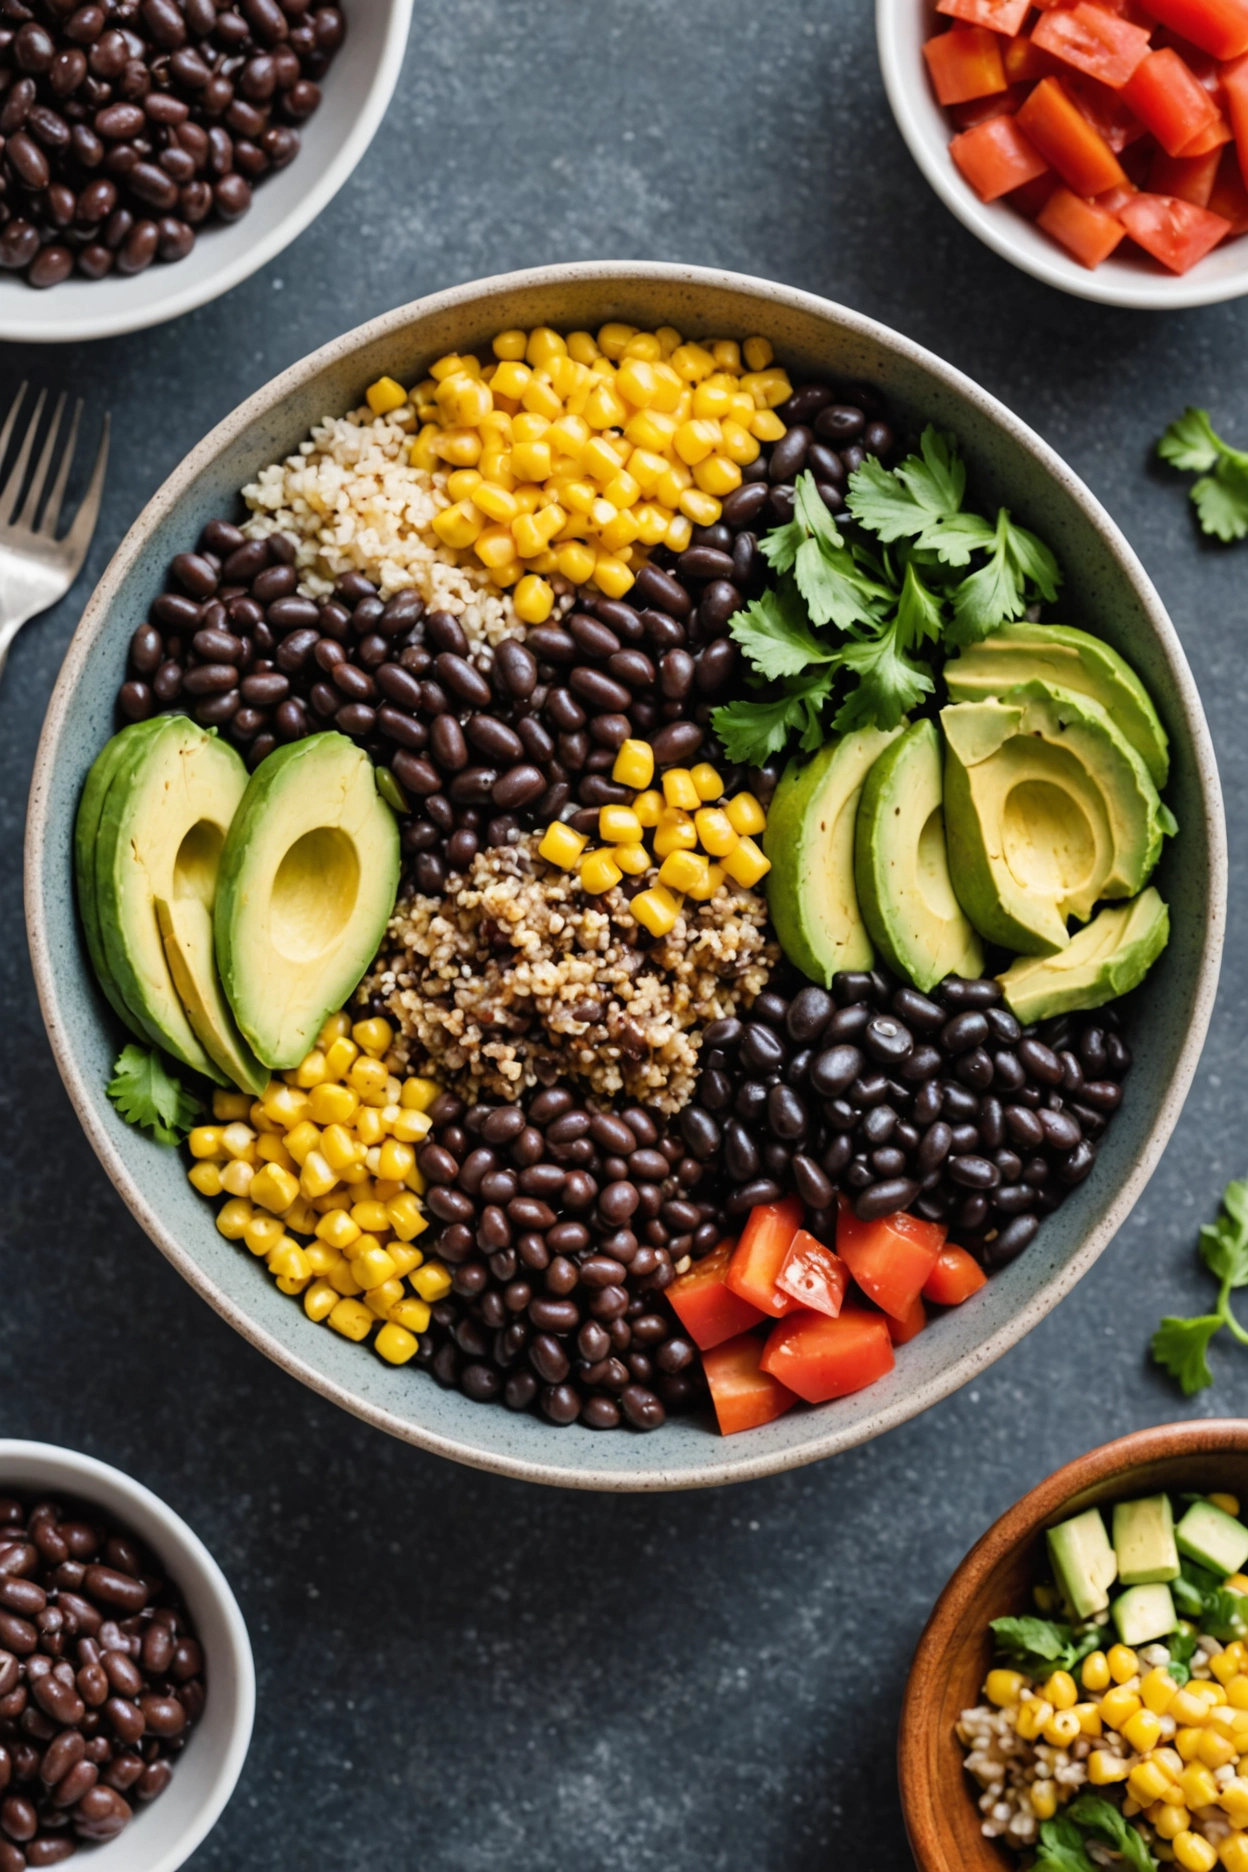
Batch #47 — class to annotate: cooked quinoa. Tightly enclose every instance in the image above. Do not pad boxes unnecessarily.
[361,834,778,1112]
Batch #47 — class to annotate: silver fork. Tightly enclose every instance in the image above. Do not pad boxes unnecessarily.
[0,381,109,685]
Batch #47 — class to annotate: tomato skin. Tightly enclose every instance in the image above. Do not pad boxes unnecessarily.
[836,1202,946,1320]
[1208,136,1248,221]
[703,1333,798,1436]
[1118,185,1232,260]
[726,1197,803,1317]
[1032,3,1153,87]
[1123,45,1221,148]
[886,1295,927,1346]
[922,1244,990,1307]
[951,113,1052,196]
[1018,74,1131,191]
[760,1308,896,1405]
[1150,139,1224,196]
[1222,51,1248,182]
[951,82,1029,127]
[1038,181,1130,260]
[776,1231,849,1318]
[925,25,1009,102]
[667,1238,767,1351]
[938,0,1032,33]
[1137,0,1248,59]
[1004,32,1064,80]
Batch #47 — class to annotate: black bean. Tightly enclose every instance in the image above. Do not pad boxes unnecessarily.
[899,1044,942,1084]
[493,638,538,697]
[985,1215,1040,1267]
[1056,1140,1097,1186]
[809,1044,863,1097]
[1038,1108,1082,1150]
[1079,1080,1123,1112]
[632,563,692,618]
[948,1154,1000,1190]
[1018,1037,1064,1085]
[863,1015,913,1065]
[917,1122,953,1173]
[939,976,1002,1009]
[855,1178,920,1220]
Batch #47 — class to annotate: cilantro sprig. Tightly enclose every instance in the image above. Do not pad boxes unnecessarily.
[1152,1178,1248,1394]
[107,1044,202,1147]
[988,1614,1100,1679]
[1158,407,1248,542]
[1172,1556,1248,1642]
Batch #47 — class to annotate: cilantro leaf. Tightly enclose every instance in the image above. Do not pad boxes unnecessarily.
[106,1044,202,1147]
[844,454,929,542]
[1158,406,1225,475]
[1067,1795,1156,1872]
[1167,1624,1199,1682]
[1200,1587,1248,1642]
[710,672,834,767]
[900,426,966,517]
[948,510,1025,644]
[1005,519,1062,604]
[1035,1816,1096,1872]
[846,427,965,541]
[1200,1186,1248,1288]
[990,1615,1099,1677]
[912,508,996,566]
[1152,1313,1221,1395]
[758,517,805,574]
[895,560,945,650]
[831,619,933,733]
[793,471,845,550]
[1158,408,1248,540]
[728,584,836,681]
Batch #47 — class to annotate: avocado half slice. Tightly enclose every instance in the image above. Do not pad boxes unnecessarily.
[764,723,904,987]
[75,717,169,1037]
[944,622,1170,789]
[853,719,983,994]
[995,888,1169,1023]
[941,680,1168,957]
[214,732,400,1070]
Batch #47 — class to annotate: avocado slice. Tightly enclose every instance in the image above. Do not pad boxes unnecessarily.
[853,719,984,993]
[1175,1499,1248,1578]
[942,681,1168,956]
[156,894,269,1096]
[75,719,169,1036]
[96,716,252,1083]
[944,622,1170,789]
[1112,1582,1178,1647]
[1048,1506,1118,1619]
[764,723,905,987]
[214,732,400,1070]
[996,889,1169,1023]
[1113,1494,1180,1585]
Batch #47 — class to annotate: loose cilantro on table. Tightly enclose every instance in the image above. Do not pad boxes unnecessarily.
[1152,1178,1248,1395]
[1158,407,1248,543]
[710,428,1062,764]
[106,1044,202,1147]
[988,1614,1101,1678]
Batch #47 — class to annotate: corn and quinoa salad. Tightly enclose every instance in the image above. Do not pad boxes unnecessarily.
[959,1489,1248,1869]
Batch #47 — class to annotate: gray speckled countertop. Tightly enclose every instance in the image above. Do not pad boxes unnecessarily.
[2,3,1247,1867]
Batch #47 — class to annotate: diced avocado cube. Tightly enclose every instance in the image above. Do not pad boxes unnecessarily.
[1176,1499,1248,1580]
[1047,1507,1117,1620]
[1111,1582,1178,1648]
[1114,1494,1180,1586]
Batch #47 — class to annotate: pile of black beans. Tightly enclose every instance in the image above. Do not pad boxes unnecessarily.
[0,0,344,289]
[675,970,1133,1271]
[0,1493,204,1869]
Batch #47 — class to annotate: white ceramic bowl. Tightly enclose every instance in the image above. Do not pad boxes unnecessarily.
[0,1,412,344]
[0,1441,254,1872]
[877,0,1248,307]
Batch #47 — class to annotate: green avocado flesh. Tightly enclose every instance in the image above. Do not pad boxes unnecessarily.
[1113,1495,1180,1586]
[1175,1499,1248,1578]
[941,680,1167,957]
[156,895,268,1097]
[1112,1582,1177,1647]
[95,717,257,1083]
[944,622,1170,790]
[764,724,904,986]
[853,719,983,993]
[75,718,169,1037]
[215,732,400,1070]
[1048,1507,1118,1620]
[995,888,1169,1022]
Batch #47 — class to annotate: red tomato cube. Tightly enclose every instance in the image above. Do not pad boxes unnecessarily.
[951,83,1029,128]
[835,1202,946,1320]
[776,1231,849,1318]
[703,1333,798,1435]
[1004,32,1064,81]
[1018,74,1131,190]
[1136,0,1248,60]
[1122,45,1221,148]
[1150,140,1224,198]
[922,1245,990,1307]
[1222,51,1248,183]
[760,1308,895,1405]
[925,24,1009,102]
[1208,138,1248,223]
[666,1238,766,1351]
[951,114,1051,198]
[1038,182,1130,261]
[938,0,1033,33]
[1065,70,1150,147]
[1032,4,1154,88]
[1118,186,1232,261]
[886,1295,928,1346]
[726,1196,803,1317]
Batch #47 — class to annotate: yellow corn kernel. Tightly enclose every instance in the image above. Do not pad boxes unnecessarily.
[689,379,732,422]
[670,342,714,383]
[349,1018,391,1058]
[600,468,639,511]
[1229,1678,1248,1712]
[188,1161,223,1198]
[317,1123,358,1174]
[302,1277,338,1323]
[411,1262,452,1303]
[370,1321,416,1366]
[491,358,532,399]
[473,483,521,528]
[1178,1727,1205,1762]
[1027,1778,1057,1821]
[303,1240,341,1276]
[350,1199,391,1234]
[474,524,518,571]
[1145,1668,1182,1715]
[1173,1689,1214,1727]
[408,424,441,472]
[741,335,773,371]
[386,1244,423,1280]
[315,1208,362,1251]
[672,418,717,466]
[350,1243,398,1292]
[1125,1708,1165,1753]
[515,505,565,557]
[389,1297,432,1335]
[267,1236,311,1280]
[580,848,623,895]
[520,327,564,371]
[626,448,668,496]
[719,418,762,467]
[561,329,596,366]
[514,573,554,625]
[600,805,643,845]
[1153,1804,1191,1842]
[307,1082,360,1128]
[632,502,671,545]
[317,1011,352,1049]
[400,1076,439,1113]
[348,1056,389,1102]
[538,821,588,869]
[510,440,552,484]
[1016,1699,1054,1742]
[632,788,663,828]
[212,1088,253,1121]
[555,541,597,584]
[1229,1578,1248,1597]
[219,1159,255,1198]
[1101,1686,1143,1731]
[240,1208,282,1252]
[292,1048,331,1089]
[722,835,770,887]
[215,1197,253,1241]
[1209,1704,1241,1739]
[366,375,407,416]
[282,1120,322,1166]
[657,849,709,894]
[1216,1651,1248,1687]
[260,1083,307,1129]
[249,1162,299,1215]
[492,328,527,362]
[611,741,655,793]
[684,862,724,902]
[390,1107,431,1145]
[323,1036,359,1079]
[1176,1833,1219,1872]
[446,467,483,504]
[432,498,485,549]
[625,409,679,453]
[284,1196,317,1236]
[1042,1670,1078,1713]
[1209,1493,1242,1518]
[655,462,692,510]
[1225,1781,1248,1820]
[518,372,562,419]
[376,1139,415,1183]
[255,1134,295,1172]
[631,885,682,938]
[749,408,787,444]
[661,767,700,811]
[652,809,698,859]
[298,1149,337,1201]
[1221,1835,1248,1872]
[680,760,721,803]
[612,843,651,877]
[1043,1709,1082,1746]
[678,488,722,527]
[188,1125,225,1160]
[1181,1763,1221,1810]
[1108,1644,1140,1684]
[1200,1729,1239,1769]
[599,507,640,554]
[326,1297,372,1342]
[694,807,739,856]
[1130,1757,1177,1805]
[1088,1749,1131,1784]
[725,791,767,837]
[616,358,658,407]
[219,1122,257,1160]
[326,1257,363,1297]
[1074,1702,1103,1737]
[692,454,742,500]
[593,554,634,598]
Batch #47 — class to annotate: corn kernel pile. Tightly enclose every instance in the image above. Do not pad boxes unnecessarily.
[185,1014,450,1368]
[364,322,792,619]
[537,738,770,937]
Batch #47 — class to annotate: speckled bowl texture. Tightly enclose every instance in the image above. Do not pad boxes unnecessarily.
[24,262,1226,1492]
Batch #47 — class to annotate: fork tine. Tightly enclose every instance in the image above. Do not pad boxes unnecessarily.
[38,397,81,538]
[0,382,28,477]
[0,385,45,524]
[16,391,65,531]
[60,412,109,576]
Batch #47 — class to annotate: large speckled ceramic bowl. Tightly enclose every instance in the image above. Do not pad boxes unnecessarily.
[24,262,1226,1491]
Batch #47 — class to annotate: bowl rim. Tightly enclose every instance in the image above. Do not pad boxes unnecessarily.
[0,0,413,345]
[23,258,1227,1491]
[898,1419,1248,1870]
[0,1437,255,1872]
[875,0,1248,310]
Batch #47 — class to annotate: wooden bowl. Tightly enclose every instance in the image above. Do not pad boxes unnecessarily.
[899,1420,1248,1870]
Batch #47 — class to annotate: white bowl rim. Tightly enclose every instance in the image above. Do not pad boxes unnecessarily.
[0,0,413,344]
[0,1438,255,1871]
[24,258,1227,1490]
[876,0,1248,309]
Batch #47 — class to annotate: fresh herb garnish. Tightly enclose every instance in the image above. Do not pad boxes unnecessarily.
[988,1614,1101,1678]
[1172,1557,1248,1641]
[1152,1178,1248,1394]
[1035,1814,1097,1872]
[1066,1795,1157,1872]
[106,1044,202,1147]
[1166,1622,1199,1684]
[1158,407,1248,542]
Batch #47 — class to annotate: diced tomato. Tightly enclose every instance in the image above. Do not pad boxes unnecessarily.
[951,81,1031,126]
[923,1244,990,1307]
[1004,32,1064,80]
[1118,186,1232,261]
[666,1238,766,1351]
[1065,69,1150,144]
[1150,139,1224,196]
[1222,52,1248,183]
[938,0,1033,33]
[726,1196,803,1318]
[703,1333,798,1436]
[886,1295,928,1346]
[1208,137,1248,222]
[925,25,1009,103]
[1136,0,1248,59]
[1018,75,1131,188]
[1011,169,1062,212]
[1037,180,1130,258]
[760,1307,896,1405]
[836,1201,946,1321]
[1032,4,1153,87]
[776,1231,849,1318]
[1122,45,1222,146]
[1094,176,1142,204]
[1177,110,1234,148]
[951,113,1052,196]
